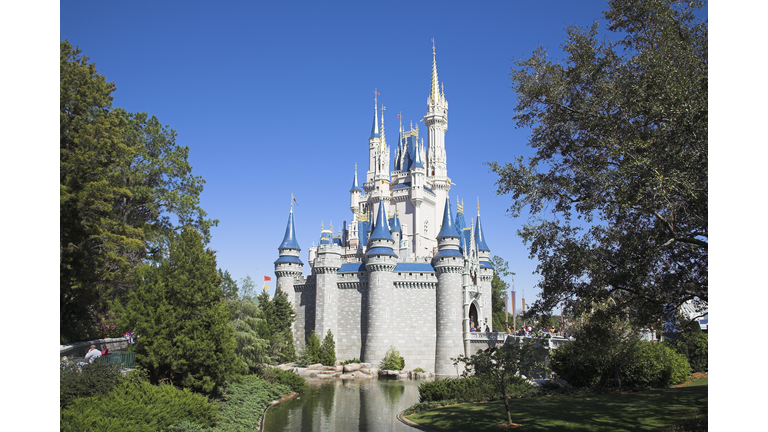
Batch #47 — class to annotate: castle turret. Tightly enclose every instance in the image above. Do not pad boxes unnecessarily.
[362,196,397,365]
[433,196,464,376]
[274,203,303,344]
[475,199,494,330]
[314,222,342,340]
[350,163,363,213]
[424,40,450,217]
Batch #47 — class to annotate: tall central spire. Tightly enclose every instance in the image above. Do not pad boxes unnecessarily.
[430,39,439,105]
[371,89,380,138]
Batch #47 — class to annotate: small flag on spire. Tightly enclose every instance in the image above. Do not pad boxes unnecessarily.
[376,92,380,95]
[292,194,299,206]
[263,284,269,290]
[264,276,271,281]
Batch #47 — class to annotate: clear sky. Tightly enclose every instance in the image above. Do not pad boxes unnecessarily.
[58,1,708,311]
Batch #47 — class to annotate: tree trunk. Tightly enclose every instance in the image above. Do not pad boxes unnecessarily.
[502,388,512,425]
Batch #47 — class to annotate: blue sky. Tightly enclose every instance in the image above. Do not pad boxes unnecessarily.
[57,1,708,311]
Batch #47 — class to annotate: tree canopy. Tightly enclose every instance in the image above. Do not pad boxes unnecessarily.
[488,0,707,328]
[60,41,217,342]
[122,227,238,393]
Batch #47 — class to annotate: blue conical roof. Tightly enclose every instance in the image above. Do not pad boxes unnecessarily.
[437,197,459,239]
[389,212,401,232]
[475,215,490,251]
[412,142,424,168]
[350,168,364,193]
[278,210,301,250]
[370,104,380,139]
[369,201,394,241]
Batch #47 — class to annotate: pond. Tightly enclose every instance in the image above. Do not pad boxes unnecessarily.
[263,377,428,432]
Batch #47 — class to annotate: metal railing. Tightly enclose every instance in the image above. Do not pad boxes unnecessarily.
[65,351,136,368]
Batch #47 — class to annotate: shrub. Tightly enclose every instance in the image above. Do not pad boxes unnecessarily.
[258,367,307,393]
[666,326,708,373]
[319,329,336,366]
[214,375,291,431]
[412,367,425,373]
[60,360,124,408]
[381,346,405,371]
[551,338,691,390]
[306,331,322,364]
[341,358,361,365]
[417,375,532,403]
[60,381,218,432]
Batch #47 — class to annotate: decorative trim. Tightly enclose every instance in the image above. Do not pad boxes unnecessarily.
[394,281,436,290]
[365,263,396,272]
[315,267,341,274]
[338,282,367,290]
[434,266,463,274]
[276,271,301,278]
[294,284,315,292]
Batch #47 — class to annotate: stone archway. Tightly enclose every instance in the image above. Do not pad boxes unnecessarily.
[469,302,479,331]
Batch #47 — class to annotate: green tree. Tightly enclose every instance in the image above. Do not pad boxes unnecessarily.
[227,297,271,372]
[240,275,257,300]
[488,0,707,327]
[381,346,405,371]
[305,331,322,365]
[318,329,337,367]
[454,338,549,426]
[255,289,297,363]
[60,41,217,342]
[122,227,238,393]
[219,269,239,300]
[490,256,513,331]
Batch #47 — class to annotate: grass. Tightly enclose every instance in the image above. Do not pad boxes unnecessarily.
[406,380,708,431]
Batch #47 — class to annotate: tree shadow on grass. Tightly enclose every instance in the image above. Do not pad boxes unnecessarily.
[409,386,708,432]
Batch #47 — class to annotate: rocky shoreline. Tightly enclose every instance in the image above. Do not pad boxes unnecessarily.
[276,362,435,380]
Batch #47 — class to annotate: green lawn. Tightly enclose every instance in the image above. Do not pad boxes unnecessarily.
[406,381,708,431]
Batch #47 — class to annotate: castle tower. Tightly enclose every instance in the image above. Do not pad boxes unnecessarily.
[475,200,494,330]
[362,196,397,365]
[389,210,402,258]
[350,163,363,213]
[314,224,342,339]
[424,40,449,179]
[367,92,381,186]
[433,196,465,376]
[274,203,303,343]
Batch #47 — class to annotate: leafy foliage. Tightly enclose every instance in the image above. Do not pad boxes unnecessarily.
[299,331,323,366]
[454,338,550,425]
[550,311,690,389]
[257,367,307,394]
[488,0,707,328]
[256,289,297,363]
[214,375,291,431]
[60,360,124,408]
[218,269,238,300]
[490,256,512,332]
[417,375,532,403]
[226,297,270,372]
[665,323,708,372]
[121,227,238,393]
[381,346,405,371]
[60,41,217,343]
[60,381,218,432]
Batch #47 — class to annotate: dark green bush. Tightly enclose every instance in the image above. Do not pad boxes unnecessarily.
[341,358,361,365]
[381,346,405,371]
[666,327,708,372]
[214,375,291,431]
[412,367,425,373]
[60,360,124,408]
[258,367,307,393]
[60,381,218,432]
[550,339,691,390]
[417,375,532,403]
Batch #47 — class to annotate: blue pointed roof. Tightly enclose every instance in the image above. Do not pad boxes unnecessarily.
[370,103,380,139]
[350,167,364,193]
[388,213,401,232]
[369,201,394,241]
[475,215,490,251]
[278,210,301,250]
[437,198,459,239]
[412,143,424,168]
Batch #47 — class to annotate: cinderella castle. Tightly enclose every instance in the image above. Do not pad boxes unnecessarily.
[274,43,496,376]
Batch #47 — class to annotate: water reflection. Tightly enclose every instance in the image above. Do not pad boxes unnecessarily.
[263,377,426,432]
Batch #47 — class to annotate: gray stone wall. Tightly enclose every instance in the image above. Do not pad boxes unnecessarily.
[294,277,316,347]
[314,246,341,341]
[434,260,464,376]
[390,286,437,370]
[336,276,367,361]
[362,255,396,364]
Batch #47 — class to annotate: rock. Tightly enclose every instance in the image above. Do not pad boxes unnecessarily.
[307,363,324,370]
[333,372,341,378]
[359,363,372,369]
[323,366,336,371]
[343,363,362,372]
[317,373,334,379]
[334,365,343,372]
[359,368,371,375]
[340,373,355,380]
[396,373,408,380]
[387,370,399,376]
[308,372,317,378]
[368,368,379,377]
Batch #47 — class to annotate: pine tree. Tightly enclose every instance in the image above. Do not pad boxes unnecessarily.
[306,331,322,365]
[319,329,336,366]
[123,227,238,393]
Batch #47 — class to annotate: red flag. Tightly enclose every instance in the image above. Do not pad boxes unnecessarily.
[264,276,271,281]
[376,92,380,95]
[398,114,401,118]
